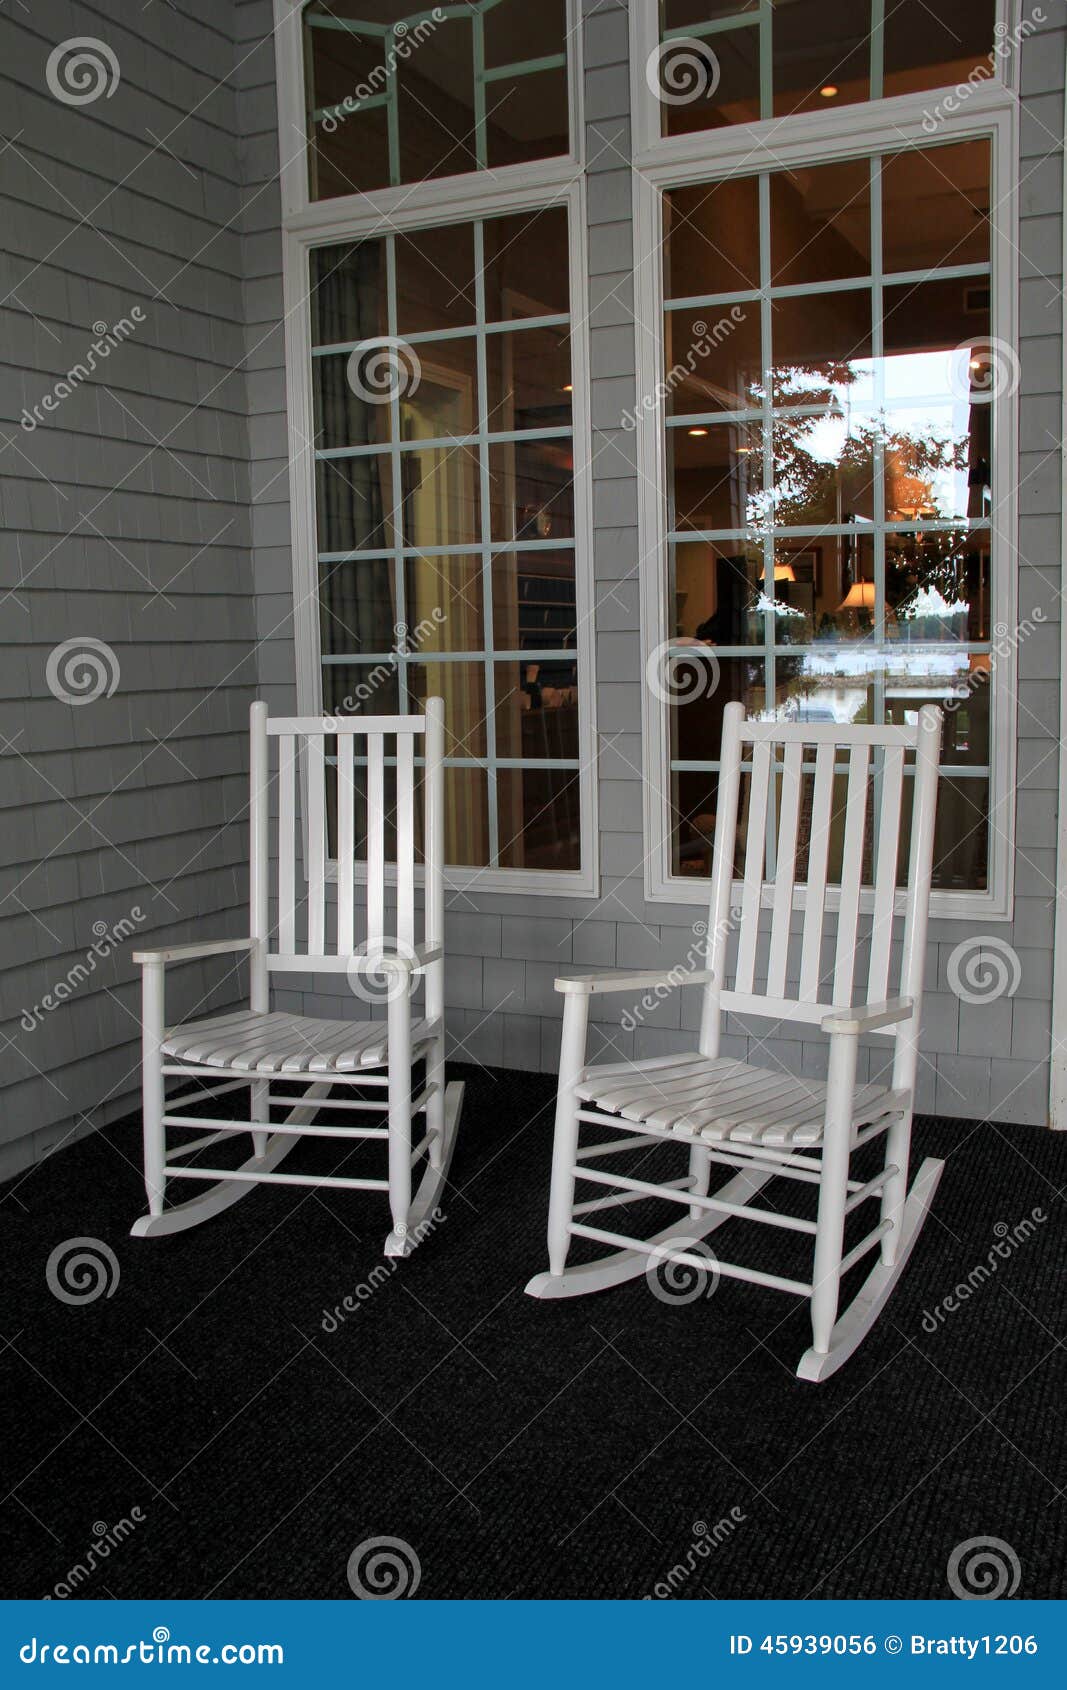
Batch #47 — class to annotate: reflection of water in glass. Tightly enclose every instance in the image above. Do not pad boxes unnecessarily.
[771,646,975,727]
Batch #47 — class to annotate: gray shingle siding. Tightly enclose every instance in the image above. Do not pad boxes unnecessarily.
[1,0,258,1179]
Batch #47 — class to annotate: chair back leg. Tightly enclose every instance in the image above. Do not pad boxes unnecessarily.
[387,986,413,1241]
[547,994,589,1276]
[810,1033,858,1353]
[250,1080,269,1160]
[141,960,167,1218]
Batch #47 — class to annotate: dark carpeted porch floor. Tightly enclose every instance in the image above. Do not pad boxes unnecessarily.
[2,1064,1065,1601]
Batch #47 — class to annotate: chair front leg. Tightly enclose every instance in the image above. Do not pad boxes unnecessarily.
[547,992,590,1277]
[387,980,413,1242]
[810,1031,858,1354]
[141,960,167,1218]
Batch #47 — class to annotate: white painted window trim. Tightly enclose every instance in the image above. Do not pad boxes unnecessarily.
[628,13,1021,923]
[272,0,599,898]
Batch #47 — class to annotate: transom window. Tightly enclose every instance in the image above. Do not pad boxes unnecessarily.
[653,0,999,135]
[304,0,571,199]
[309,207,581,873]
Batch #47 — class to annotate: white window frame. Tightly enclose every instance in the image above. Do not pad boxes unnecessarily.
[272,0,598,897]
[629,4,1021,922]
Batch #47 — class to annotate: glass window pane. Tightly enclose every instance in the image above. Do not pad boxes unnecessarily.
[487,439,574,543]
[498,768,581,870]
[774,534,877,647]
[665,178,762,298]
[772,0,870,116]
[664,304,763,415]
[444,767,492,868]
[770,158,871,286]
[883,404,984,523]
[483,208,571,323]
[887,652,989,769]
[320,560,397,655]
[311,240,385,347]
[398,337,478,440]
[495,659,579,759]
[408,661,487,758]
[772,414,877,529]
[662,0,759,25]
[882,141,992,275]
[403,556,484,653]
[671,657,766,764]
[770,290,873,406]
[322,660,401,718]
[883,1,998,102]
[396,224,478,335]
[887,529,990,642]
[662,25,761,136]
[883,277,990,387]
[668,421,765,534]
[486,327,571,434]
[492,551,576,651]
[672,539,765,645]
[305,14,393,199]
[314,353,392,450]
[316,454,396,552]
[398,445,481,547]
[484,66,569,170]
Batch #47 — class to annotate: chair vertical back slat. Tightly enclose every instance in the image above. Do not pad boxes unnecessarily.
[305,734,327,954]
[734,738,771,994]
[699,701,744,1056]
[336,732,355,956]
[277,733,297,953]
[396,734,415,950]
[798,742,835,1002]
[832,743,870,1005]
[867,744,905,1003]
[766,741,803,997]
[366,733,385,947]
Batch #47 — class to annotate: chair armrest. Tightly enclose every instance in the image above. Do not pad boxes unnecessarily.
[820,997,914,1035]
[133,938,255,966]
[348,943,443,976]
[555,968,713,997]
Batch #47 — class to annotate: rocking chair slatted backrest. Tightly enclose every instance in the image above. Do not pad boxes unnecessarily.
[702,702,942,1050]
[249,701,444,976]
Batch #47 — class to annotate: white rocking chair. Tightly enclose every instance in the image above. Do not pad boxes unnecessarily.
[132,699,462,1256]
[527,701,944,1381]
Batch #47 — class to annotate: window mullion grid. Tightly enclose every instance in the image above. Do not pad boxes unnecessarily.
[386,27,401,186]
[386,233,409,719]
[473,9,488,171]
[474,218,500,868]
[759,1,773,121]
[870,0,885,101]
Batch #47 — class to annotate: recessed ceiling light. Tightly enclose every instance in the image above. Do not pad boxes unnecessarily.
[820,84,838,98]
[687,426,709,437]
[562,383,573,392]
